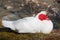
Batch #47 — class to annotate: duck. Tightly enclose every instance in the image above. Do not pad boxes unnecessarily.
[2,11,53,34]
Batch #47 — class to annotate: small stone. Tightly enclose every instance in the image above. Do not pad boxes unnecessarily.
[4,5,13,10]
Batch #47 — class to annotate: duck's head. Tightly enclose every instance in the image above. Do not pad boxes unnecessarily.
[37,11,47,15]
[36,11,49,21]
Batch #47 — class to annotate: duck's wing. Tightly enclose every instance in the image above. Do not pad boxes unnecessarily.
[15,17,41,33]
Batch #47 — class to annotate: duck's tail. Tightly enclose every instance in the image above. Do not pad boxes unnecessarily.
[2,20,15,30]
[0,27,18,34]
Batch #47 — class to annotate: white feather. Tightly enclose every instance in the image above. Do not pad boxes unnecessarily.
[15,17,42,33]
[41,20,53,34]
[2,20,15,30]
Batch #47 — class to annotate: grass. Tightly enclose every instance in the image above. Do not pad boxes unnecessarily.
[0,32,45,40]
[0,30,60,40]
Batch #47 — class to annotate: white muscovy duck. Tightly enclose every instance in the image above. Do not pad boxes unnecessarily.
[2,11,53,34]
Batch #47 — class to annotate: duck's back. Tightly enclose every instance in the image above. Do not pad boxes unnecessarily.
[15,17,42,33]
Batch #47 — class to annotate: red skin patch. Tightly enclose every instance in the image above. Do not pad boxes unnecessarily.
[38,14,49,21]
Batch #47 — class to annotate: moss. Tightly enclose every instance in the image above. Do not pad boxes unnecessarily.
[0,31,60,40]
